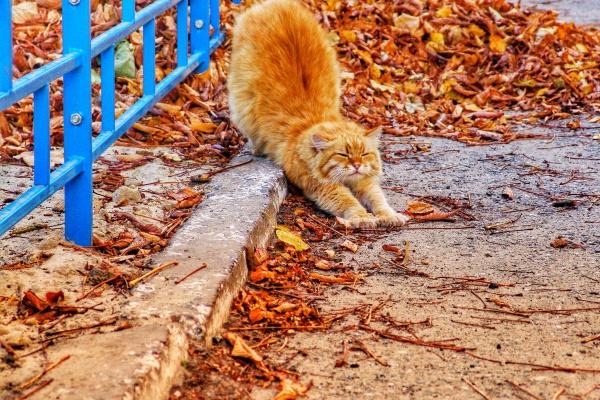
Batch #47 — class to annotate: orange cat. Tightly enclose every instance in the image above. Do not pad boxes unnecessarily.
[228,0,409,227]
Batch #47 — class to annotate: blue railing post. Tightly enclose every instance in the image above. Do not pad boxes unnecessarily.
[0,0,12,94]
[190,0,210,72]
[122,0,135,22]
[33,85,50,186]
[143,20,157,96]
[62,0,93,245]
[176,0,189,67]
[101,46,116,133]
[210,0,220,39]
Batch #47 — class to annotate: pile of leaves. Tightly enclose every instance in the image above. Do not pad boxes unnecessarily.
[4,0,600,162]
[311,0,600,142]
[1,0,243,163]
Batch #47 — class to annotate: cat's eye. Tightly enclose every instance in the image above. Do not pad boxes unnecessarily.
[336,153,348,157]
[361,152,372,157]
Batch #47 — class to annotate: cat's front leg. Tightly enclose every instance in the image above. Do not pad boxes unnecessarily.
[349,178,410,227]
[308,182,378,228]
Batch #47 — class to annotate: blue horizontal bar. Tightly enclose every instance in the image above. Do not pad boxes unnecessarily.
[0,53,80,111]
[0,158,84,237]
[91,33,223,160]
[92,52,202,159]
[91,0,182,58]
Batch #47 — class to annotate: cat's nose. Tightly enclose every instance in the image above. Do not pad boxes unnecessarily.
[352,162,361,171]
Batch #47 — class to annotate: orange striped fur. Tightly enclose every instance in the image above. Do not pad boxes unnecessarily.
[228,0,408,227]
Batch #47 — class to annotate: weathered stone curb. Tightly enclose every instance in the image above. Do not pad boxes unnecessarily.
[37,153,287,399]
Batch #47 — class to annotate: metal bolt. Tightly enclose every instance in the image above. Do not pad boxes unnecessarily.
[68,0,80,5]
[70,113,83,125]
[194,20,204,29]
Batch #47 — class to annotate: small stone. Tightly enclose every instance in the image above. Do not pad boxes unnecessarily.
[112,186,142,206]
[341,240,358,253]
[325,249,336,258]
[39,234,61,250]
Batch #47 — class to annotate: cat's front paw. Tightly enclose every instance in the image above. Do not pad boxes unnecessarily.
[376,209,411,227]
[338,212,378,229]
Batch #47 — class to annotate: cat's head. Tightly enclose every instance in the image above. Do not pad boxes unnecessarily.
[306,121,382,183]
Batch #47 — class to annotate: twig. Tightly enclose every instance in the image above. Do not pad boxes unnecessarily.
[175,263,207,284]
[505,360,600,374]
[359,325,467,352]
[16,379,53,400]
[20,355,69,389]
[306,213,346,237]
[351,340,389,367]
[76,274,122,301]
[227,325,329,331]
[453,305,530,318]
[505,380,543,400]
[581,334,600,343]
[334,340,349,367]
[43,317,118,339]
[470,291,487,308]
[128,260,178,287]
[450,319,495,330]
[0,338,16,355]
[462,378,492,400]
[551,387,565,400]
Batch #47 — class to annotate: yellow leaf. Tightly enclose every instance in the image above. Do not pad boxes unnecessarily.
[190,119,217,133]
[468,24,485,37]
[155,102,181,115]
[340,30,357,42]
[394,13,420,35]
[536,88,549,97]
[354,49,373,64]
[276,226,309,251]
[489,35,507,53]
[463,102,482,112]
[369,63,382,79]
[429,32,445,45]
[436,6,452,18]
[575,43,588,53]
[402,80,420,94]
[439,78,457,95]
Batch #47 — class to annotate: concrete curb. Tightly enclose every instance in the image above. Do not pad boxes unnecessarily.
[35,154,287,399]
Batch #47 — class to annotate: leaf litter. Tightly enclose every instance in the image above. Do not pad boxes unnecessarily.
[2,0,600,397]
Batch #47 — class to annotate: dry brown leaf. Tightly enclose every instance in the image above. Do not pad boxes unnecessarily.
[406,201,434,215]
[340,240,358,253]
[273,379,310,400]
[223,332,263,363]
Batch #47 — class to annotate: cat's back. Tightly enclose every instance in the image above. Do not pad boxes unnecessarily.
[228,0,341,147]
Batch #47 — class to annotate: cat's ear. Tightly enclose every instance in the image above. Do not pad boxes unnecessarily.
[364,126,382,140]
[312,132,334,151]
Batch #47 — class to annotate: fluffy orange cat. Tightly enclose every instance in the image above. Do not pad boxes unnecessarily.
[228,0,409,227]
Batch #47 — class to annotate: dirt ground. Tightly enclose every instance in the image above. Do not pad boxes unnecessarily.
[168,1,600,398]
[172,121,600,399]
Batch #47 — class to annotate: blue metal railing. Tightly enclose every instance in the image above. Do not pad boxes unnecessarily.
[0,0,239,245]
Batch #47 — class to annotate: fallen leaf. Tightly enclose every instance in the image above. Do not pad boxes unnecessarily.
[13,2,38,24]
[340,240,358,253]
[273,379,310,400]
[276,226,309,251]
[406,201,434,215]
[223,332,263,363]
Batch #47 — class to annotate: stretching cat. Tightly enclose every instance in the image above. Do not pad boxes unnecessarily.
[228,0,409,228]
